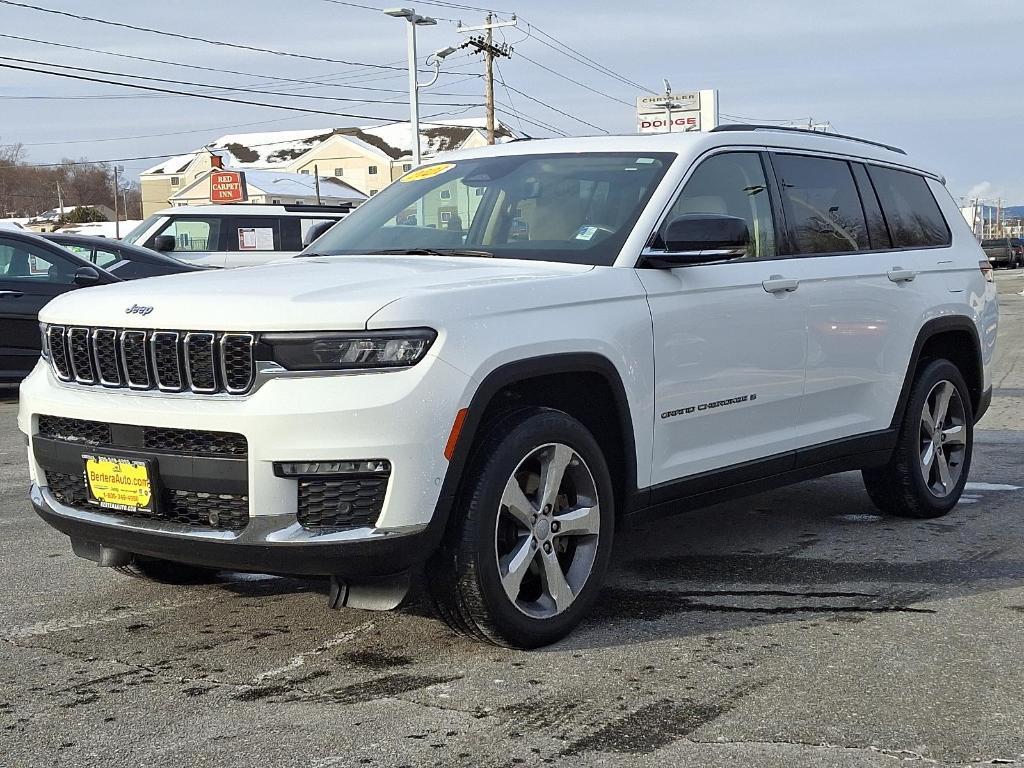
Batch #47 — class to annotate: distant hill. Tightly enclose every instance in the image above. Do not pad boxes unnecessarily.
[1002,205,1024,219]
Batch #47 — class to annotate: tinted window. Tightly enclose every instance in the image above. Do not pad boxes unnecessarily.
[60,243,96,263]
[850,163,891,250]
[94,247,121,268]
[0,238,78,284]
[663,152,775,258]
[773,154,868,254]
[867,166,950,248]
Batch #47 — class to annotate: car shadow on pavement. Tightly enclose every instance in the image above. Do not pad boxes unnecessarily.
[555,466,1024,651]
[0,384,18,404]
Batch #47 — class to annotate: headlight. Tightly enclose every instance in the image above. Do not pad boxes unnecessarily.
[39,322,50,360]
[259,329,436,371]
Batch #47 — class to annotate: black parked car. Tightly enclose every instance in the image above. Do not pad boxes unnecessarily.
[0,229,124,382]
[43,233,207,280]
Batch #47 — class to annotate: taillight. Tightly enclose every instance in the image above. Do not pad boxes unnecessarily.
[979,260,994,282]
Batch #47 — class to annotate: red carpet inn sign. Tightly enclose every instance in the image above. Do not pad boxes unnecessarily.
[636,89,719,133]
[210,171,248,203]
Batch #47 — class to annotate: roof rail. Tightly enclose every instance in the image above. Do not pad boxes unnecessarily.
[710,124,907,155]
[280,203,356,212]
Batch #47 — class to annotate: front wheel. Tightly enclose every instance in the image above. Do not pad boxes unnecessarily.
[862,359,973,518]
[427,408,614,648]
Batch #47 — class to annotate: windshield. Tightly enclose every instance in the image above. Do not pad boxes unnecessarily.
[309,152,675,266]
[122,215,162,245]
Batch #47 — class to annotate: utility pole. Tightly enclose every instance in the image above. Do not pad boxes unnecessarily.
[458,14,516,144]
[112,165,123,238]
[314,163,322,205]
[56,181,64,220]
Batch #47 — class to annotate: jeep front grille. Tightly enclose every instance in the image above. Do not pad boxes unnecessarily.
[45,326,255,395]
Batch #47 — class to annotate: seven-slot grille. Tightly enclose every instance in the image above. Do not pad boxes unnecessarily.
[46,326,255,395]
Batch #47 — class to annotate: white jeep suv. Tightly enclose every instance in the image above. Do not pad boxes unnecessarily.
[18,127,998,647]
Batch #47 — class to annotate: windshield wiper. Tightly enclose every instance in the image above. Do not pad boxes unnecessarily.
[369,247,495,258]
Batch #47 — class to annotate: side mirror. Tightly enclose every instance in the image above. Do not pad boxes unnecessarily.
[153,235,176,252]
[72,266,101,287]
[302,220,335,248]
[644,214,750,268]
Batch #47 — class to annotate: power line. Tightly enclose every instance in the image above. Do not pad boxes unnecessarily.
[0,60,421,121]
[517,20,656,95]
[0,0,408,72]
[16,117,328,147]
[492,58,523,134]
[514,51,634,108]
[0,56,480,108]
[0,32,468,97]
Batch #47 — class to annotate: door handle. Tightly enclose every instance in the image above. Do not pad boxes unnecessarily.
[0,290,23,298]
[887,267,917,283]
[762,275,799,294]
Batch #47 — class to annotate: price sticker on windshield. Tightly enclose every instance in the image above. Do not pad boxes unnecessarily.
[400,163,456,183]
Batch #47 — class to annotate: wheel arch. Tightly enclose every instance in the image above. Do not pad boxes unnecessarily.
[433,353,640,533]
[890,316,986,429]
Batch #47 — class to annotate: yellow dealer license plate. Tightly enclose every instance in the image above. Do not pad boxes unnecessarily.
[83,454,155,513]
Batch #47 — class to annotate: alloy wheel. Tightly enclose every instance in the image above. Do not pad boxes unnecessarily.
[494,443,601,619]
[919,379,967,498]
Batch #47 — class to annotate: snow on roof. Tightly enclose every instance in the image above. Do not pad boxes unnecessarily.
[141,152,197,175]
[242,170,366,199]
[357,117,516,158]
[210,128,336,168]
[141,118,521,177]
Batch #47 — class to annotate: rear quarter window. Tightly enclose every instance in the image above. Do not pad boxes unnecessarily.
[867,166,950,248]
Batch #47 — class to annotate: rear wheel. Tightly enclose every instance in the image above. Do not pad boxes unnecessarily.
[427,408,614,648]
[113,557,220,584]
[862,359,973,518]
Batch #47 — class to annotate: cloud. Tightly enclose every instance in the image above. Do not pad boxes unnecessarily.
[966,181,994,200]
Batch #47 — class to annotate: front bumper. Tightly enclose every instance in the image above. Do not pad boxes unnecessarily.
[19,353,474,575]
[31,484,443,578]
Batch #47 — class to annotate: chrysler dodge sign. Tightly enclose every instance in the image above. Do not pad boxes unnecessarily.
[637,89,719,134]
[210,170,248,203]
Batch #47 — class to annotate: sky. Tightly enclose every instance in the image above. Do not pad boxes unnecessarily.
[1,0,1023,204]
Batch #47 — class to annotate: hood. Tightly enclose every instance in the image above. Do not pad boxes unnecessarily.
[39,255,593,331]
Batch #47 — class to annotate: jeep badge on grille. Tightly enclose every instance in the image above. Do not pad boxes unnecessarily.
[125,304,154,316]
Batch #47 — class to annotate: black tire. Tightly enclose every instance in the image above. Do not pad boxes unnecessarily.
[427,407,615,648]
[113,557,220,584]
[862,359,973,518]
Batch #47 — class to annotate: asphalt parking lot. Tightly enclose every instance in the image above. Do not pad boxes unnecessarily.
[2,274,1024,768]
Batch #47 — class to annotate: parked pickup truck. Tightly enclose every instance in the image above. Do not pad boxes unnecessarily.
[981,237,1023,269]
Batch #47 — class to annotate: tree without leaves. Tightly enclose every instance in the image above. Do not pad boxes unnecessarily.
[0,140,142,220]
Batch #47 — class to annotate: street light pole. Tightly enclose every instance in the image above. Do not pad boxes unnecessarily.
[385,8,437,169]
[406,17,421,168]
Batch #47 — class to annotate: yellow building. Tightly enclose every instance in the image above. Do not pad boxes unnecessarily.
[140,118,517,217]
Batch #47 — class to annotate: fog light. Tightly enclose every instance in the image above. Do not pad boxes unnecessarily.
[274,460,391,477]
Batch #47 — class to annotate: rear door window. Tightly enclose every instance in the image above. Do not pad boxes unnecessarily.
[772,154,868,254]
[94,247,122,268]
[867,166,951,248]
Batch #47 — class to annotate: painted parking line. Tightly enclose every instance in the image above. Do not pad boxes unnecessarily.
[964,482,1022,492]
